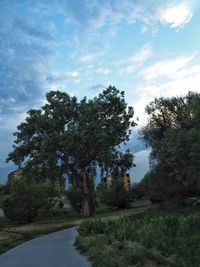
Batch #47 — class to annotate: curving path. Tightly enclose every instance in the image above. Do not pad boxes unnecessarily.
[0,227,91,267]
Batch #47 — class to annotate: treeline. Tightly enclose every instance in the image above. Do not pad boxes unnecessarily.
[3,88,200,223]
[137,92,200,205]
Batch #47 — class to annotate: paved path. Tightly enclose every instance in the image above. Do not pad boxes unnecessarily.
[0,227,91,267]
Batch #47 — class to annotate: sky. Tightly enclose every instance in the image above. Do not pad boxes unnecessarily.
[0,0,200,183]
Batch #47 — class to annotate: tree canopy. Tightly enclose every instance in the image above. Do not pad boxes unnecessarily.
[140,92,200,203]
[7,86,135,216]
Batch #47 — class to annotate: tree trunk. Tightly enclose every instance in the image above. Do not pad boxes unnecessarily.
[82,169,90,217]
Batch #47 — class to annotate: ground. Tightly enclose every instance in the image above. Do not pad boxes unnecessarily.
[0,227,91,267]
[0,200,149,254]
[76,206,200,267]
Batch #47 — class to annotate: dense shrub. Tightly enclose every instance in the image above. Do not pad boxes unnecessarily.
[3,177,60,223]
[98,181,133,209]
[0,184,6,195]
[136,165,200,205]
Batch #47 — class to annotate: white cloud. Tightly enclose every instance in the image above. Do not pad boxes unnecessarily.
[156,2,193,29]
[119,44,152,75]
[75,79,81,84]
[135,71,200,122]
[60,1,195,35]
[119,44,152,65]
[133,44,152,63]
[140,55,195,80]
[133,54,200,125]
[141,24,148,33]
[96,68,110,75]
[80,52,103,63]
[66,70,79,77]
[87,64,94,69]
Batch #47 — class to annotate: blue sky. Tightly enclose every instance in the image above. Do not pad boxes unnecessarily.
[0,0,200,183]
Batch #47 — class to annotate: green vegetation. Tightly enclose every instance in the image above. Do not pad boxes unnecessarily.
[0,201,148,255]
[3,90,200,267]
[97,180,133,209]
[76,208,200,267]
[0,208,82,254]
[7,87,135,217]
[3,177,61,223]
[140,92,200,204]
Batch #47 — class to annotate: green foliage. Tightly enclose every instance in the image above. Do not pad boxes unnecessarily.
[67,187,83,214]
[131,182,148,201]
[7,87,135,216]
[67,173,96,215]
[77,210,200,267]
[140,166,196,205]
[98,180,133,209]
[140,92,200,203]
[0,206,84,255]
[3,178,60,223]
[0,184,6,195]
[0,184,7,208]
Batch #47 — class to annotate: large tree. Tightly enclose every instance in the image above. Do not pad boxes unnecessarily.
[140,92,200,202]
[7,86,135,216]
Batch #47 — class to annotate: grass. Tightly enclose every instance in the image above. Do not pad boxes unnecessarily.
[0,208,83,254]
[76,207,200,267]
[0,199,150,254]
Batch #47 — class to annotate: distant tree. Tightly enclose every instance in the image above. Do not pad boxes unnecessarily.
[7,86,135,217]
[140,92,200,203]
[98,179,133,209]
[97,151,134,209]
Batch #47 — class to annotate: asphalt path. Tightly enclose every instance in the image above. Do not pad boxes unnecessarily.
[0,227,91,267]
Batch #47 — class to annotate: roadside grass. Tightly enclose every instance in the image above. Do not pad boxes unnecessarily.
[0,231,25,254]
[0,199,150,254]
[0,208,82,254]
[76,207,200,267]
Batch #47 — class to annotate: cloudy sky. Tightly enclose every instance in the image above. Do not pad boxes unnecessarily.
[0,0,200,183]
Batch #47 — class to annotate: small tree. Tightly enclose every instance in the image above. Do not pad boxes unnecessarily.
[3,177,60,223]
[97,151,134,209]
[99,179,133,209]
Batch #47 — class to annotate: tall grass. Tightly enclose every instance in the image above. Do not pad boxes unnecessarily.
[77,210,200,267]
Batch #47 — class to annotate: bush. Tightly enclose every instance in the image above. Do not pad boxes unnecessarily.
[3,177,60,223]
[99,180,133,209]
[137,165,200,206]
[0,184,6,195]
